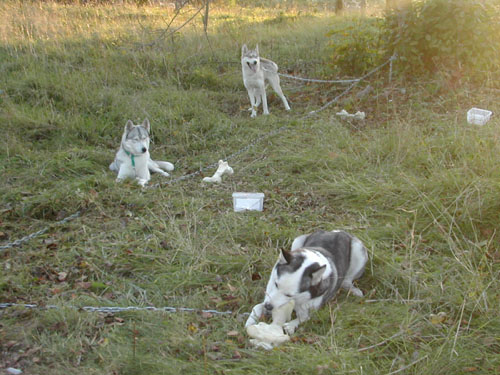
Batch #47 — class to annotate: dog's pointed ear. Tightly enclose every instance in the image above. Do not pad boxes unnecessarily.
[311,264,326,286]
[142,118,150,133]
[279,249,293,264]
[125,120,134,132]
[241,44,247,55]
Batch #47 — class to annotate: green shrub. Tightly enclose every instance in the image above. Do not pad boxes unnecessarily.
[327,18,385,76]
[384,0,500,78]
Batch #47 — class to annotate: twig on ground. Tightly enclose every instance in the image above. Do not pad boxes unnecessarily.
[358,322,418,352]
[384,355,428,375]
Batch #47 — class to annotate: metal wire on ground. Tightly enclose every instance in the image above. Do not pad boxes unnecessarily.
[0,211,81,252]
[0,302,248,316]
[278,72,360,84]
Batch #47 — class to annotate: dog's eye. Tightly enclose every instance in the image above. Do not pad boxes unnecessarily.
[285,294,292,298]
[274,282,278,288]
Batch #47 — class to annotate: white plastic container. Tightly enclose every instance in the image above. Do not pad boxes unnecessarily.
[467,108,492,126]
[232,192,264,212]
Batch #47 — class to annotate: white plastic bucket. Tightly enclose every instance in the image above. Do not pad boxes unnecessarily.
[467,108,492,126]
[232,192,264,212]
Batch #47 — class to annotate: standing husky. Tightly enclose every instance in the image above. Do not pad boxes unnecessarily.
[109,119,174,187]
[241,44,291,118]
[246,230,368,334]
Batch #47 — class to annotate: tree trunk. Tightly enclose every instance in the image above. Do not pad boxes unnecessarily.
[203,0,210,33]
[335,0,343,14]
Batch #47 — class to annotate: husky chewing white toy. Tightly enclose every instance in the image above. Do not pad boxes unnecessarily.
[246,300,295,350]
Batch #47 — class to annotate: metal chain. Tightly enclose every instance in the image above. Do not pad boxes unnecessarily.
[307,54,397,117]
[278,72,360,84]
[0,211,81,252]
[0,302,248,316]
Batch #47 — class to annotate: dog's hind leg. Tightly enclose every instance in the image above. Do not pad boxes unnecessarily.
[291,234,309,251]
[109,160,119,172]
[155,160,174,172]
[341,237,368,297]
[268,75,290,111]
[261,89,269,115]
[148,163,169,177]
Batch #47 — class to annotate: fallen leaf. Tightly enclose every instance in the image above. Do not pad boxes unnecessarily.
[57,272,68,282]
[226,330,239,337]
[463,367,478,372]
[430,312,447,325]
[201,311,213,319]
[76,281,91,289]
[78,261,89,269]
[187,323,198,334]
[251,273,261,281]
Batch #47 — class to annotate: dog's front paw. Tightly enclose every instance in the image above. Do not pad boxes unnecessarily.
[283,320,299,335]
[137,179,148,187]
[251,112,257,118]
[158,171,170,177]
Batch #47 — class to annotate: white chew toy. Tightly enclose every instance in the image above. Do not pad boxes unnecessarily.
[202,160,234,183]
[336,109,366,121]
[246,300,295,350]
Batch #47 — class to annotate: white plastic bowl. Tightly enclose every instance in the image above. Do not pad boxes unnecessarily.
[467,108,492,126]
[232,192,264,212]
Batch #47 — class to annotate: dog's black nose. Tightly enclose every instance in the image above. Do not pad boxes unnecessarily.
[264,303,273,311]
[141,147,147,153]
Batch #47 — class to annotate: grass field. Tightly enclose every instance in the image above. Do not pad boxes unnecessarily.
[1,1,499,374]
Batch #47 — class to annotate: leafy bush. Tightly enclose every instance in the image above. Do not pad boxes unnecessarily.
[327,18,385,76]
[384,0,500,77]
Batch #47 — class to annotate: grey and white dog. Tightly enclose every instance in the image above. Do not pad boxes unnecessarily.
[241,44,290,118]
[245,230,368,334]
[109,119,174,187]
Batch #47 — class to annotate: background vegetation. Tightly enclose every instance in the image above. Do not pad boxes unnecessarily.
[1,0,499,374]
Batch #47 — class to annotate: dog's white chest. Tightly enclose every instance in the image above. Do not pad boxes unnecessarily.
[243,68,264,88]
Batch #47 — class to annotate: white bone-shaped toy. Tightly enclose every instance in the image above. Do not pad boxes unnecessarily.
[246,300,295,350]
[336,109,366,121]
[202,160,234,183]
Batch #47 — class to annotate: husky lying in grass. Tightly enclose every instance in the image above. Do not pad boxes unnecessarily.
[241,44,290,118]
[246,230,368,334]
[109,119,174,187]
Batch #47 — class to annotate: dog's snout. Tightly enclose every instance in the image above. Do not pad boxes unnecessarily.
[141,147,147,153]
[264,303,273,311]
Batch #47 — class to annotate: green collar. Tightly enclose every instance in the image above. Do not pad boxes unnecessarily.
[124,150,135,167]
